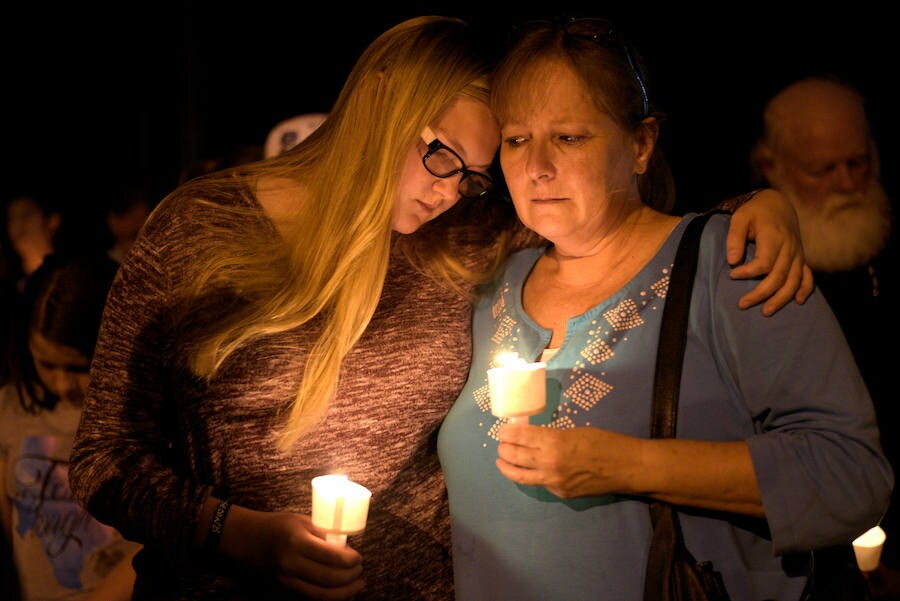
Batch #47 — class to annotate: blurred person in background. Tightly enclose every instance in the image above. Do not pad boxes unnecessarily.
[263,112,328,158]
[752,74,898,599]
[0,252,141,601]
[1,192,64,388]
[1,193,62,295]
[104,182,153,264]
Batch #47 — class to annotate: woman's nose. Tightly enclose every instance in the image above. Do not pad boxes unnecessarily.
[432,174,461,203]
[525,141,555,181]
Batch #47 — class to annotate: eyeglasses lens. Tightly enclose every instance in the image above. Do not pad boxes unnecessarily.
[425,148,463,178]
[424,145,492,199]
[460,173,491,199]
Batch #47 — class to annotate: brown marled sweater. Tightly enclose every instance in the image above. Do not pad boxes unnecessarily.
[68,186,506,600]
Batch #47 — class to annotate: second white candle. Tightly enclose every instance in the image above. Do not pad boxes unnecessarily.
[311,474,372,546]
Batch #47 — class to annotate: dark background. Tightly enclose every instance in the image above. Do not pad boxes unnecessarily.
[4,3,896,250]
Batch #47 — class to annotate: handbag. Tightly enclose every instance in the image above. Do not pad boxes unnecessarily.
[643,212,871,601]
[642,212,731,601]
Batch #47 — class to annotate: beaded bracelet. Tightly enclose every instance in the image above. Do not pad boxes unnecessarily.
[205,499,232,556]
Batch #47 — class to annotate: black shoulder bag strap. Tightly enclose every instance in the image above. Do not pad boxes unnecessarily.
[643,212,731,601]
[649,212,712,442]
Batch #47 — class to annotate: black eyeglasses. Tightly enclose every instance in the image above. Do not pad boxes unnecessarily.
[510,16,651,120]
[421,126,493,200]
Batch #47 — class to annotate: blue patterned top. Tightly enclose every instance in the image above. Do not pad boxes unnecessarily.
[438,213,892,601]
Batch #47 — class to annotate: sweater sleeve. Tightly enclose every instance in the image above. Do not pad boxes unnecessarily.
[69,196,212,566]
[709,189,762,214]
[699,215,893,554]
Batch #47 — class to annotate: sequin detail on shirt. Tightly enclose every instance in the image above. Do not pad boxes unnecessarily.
[478,265,672,441]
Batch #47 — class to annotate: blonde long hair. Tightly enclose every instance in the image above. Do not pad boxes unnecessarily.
[168,16,508,450]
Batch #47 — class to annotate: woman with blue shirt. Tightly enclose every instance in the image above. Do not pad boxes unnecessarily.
[438,17,892,601]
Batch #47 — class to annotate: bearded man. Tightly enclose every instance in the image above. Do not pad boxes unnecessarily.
[753,75,898,599]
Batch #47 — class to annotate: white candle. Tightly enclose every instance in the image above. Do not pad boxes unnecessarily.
[853,525,886,571]
[311,474,372,546]
[487,352,546,423]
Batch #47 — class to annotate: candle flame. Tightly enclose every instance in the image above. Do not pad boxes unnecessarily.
[496,352,526,368]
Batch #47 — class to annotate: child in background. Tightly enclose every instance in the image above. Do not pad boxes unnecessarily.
[0,252,140,601]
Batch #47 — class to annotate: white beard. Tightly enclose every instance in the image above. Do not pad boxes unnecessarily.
[786,182,893,273]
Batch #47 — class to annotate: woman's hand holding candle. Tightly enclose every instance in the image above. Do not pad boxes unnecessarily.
[212,501,364,598]
[495,424,642,499]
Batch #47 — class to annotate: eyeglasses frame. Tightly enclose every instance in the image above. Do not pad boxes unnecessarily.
[420,125,493,200]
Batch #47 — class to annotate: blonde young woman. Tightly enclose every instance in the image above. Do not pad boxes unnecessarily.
[69,16,811,601]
